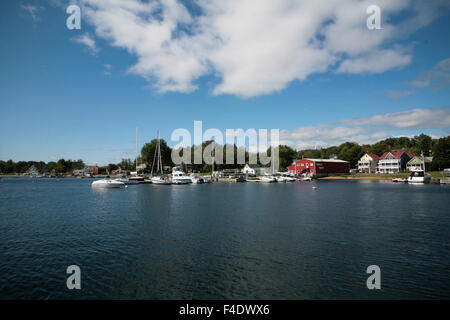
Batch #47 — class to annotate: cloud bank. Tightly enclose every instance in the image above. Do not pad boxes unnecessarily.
[280,108,450,149]
[76,0,449,97]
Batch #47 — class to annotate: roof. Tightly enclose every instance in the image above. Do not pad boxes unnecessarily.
[367,153,379,159]
[380,151,410,159]
[407,156,433,164]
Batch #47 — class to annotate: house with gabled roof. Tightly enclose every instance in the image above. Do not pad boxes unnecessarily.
[357,153,379,173]
[407,156,433,171]
[377,151,414,174]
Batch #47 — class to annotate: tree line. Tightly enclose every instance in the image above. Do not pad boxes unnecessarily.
[1,134,449,174]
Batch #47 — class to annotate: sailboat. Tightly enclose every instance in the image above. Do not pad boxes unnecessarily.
[150,131,172,185]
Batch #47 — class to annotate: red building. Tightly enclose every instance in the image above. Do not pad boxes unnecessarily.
[89,166,99,175]
[288,158,350,176]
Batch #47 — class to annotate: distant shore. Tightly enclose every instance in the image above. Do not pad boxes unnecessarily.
[318,176,392,180]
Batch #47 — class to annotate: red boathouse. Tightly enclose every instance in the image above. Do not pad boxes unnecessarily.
[288,158,350,176]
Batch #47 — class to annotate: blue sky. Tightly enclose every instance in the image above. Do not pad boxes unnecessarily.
[1,0,450,165]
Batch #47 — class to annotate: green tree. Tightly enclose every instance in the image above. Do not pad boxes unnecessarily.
[140,139,173,172]
[411,134,433,156]
[337,142,364,168]
[277,145,297,171]
[431,137,450,170]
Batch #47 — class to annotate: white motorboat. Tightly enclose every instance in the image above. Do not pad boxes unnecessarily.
[171,167,192,184]
[259,175,276,183]
[408,170,431,184]
[151,176,172,185]
[92,179,125,188]
[300,176,312,181]
[189,173,204,184]
[284,176,296,182]
[275,176,287,182]
[408,153,432,184]
[392,177,407,183]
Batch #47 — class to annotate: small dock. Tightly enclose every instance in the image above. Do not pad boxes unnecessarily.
[218,177,245,183]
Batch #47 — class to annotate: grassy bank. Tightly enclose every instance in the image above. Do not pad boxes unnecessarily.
[320,171,446,180]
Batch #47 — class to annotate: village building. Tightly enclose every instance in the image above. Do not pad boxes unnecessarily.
[357,153,380,173]
[24,165,39,176]
[288,158,350,177]
[73,167,91,176]
[241,164,273,176]
[89,166,99,175]
[406,156,433,171]
[111,166,129,175]
[377,151,414,174]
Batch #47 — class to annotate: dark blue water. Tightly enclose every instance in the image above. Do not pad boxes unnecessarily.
[0,177,449,299]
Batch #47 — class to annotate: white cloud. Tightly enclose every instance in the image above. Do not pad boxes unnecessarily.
[387,90,415,99]
[77,0,449,97]
[21,4,42,21]
[103,63,112,76]
[409,57,450,89]
[280,108,450,149]
[72,33,99,56]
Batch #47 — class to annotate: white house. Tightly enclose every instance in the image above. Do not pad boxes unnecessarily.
[357,153,379,173]
[241,164,255,175]
[378,151,414,174]
[241,164,272,176]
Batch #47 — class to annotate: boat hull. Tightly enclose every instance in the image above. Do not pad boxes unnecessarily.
[92,180,125,188]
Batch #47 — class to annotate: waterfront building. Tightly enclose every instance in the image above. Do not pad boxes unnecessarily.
[242,164,256,175]
[89,166,99,175]
[25,165,39,176]
[73,167,91,176]
[377,151,413,174]
[287,159,350,176]
[406,156,432,171]
[357,153,379,173]
[241,165,272,176]
[111,166,129,175]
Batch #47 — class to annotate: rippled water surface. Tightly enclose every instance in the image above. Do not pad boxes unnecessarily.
[1,177,449,299]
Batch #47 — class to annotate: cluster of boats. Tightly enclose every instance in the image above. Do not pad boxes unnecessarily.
[91,168,209,188]
[91,172,314,188]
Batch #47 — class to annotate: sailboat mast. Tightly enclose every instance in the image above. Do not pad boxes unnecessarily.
[157,131,161,174]
[135,127,138,173]
[211,140,214,175]
[422,151,426,173]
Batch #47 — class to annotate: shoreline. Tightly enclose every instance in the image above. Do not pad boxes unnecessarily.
[318,176,392,180]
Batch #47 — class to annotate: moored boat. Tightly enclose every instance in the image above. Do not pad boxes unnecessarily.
[190,173,204,184]
[172,167,192,184]
[151,176,172,185]
[408,170,431,184]
[149,131,173,185]
[259,176,276,183]
[92,179,125,188]
[408,153,432,184]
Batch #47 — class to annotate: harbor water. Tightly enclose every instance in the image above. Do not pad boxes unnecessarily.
[0,178,449,299]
